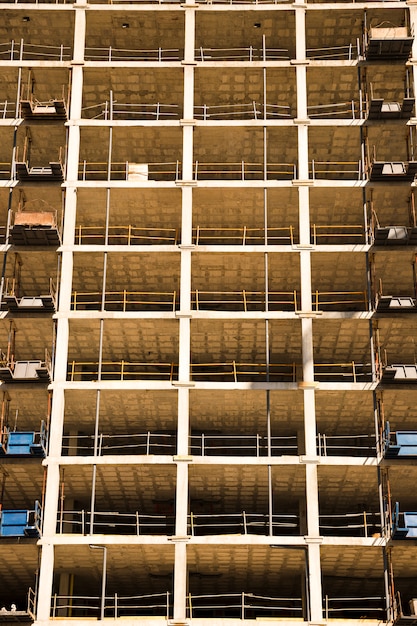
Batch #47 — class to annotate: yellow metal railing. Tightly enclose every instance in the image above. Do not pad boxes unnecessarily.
[71,290,177,311]
[75,225,178,245]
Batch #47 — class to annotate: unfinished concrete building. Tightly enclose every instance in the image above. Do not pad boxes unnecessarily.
[0,1,417,625]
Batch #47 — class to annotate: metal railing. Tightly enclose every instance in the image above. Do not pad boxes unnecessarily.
[71,290,177,311]
[0,162,12,179]
[319,512,381,537]
[67,361,177,381]
[84,46,181,62]
[310,160,363,180]
[190,434,298,456]
[323,595,385,620]
[193,226,295,245]
[195,47,289,61]
[81,101,180,120]
[67,361,298,382]
[57,510,175,535]
[312,290,368,311]
[317,433,376,457]
[307,100,360,119]
[192,290,298,311]
[193,161,296,180]
[314,362,373,382]
[0,40,71,61]
[311,224,366,244]
[75,225,178,245]
[78,160,181,181]
[194,102,292,120]
[3,277,57,303]
[307,42,360,60]
[190,362,297,382]
[62,432,177,456]
[188,512,299,535]
[0,101,17,119]
[51,593,171,619]
[187,593,303,619]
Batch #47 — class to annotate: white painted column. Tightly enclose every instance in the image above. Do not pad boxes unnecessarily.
[172,9,195,623]
[36,9,85,623]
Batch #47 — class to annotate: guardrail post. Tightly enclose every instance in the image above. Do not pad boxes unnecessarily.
[241,592,245,620]
[114,593,117,619]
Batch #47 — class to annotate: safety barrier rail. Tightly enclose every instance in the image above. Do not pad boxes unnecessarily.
[0,162,12,179]
[67,361,177,381]
[323,595,385,620]
[187,593,303,619]
[193,161,296,180]
[85,47,181,62]
[60,432,298,456]
[71,290,177,311]
[57,510,175,535]
[27,588,36,619]
[193,226,295,245]
[310,160,363,180]
[195,47,290,61]
[307,100,360,119]
[81,101,180,120]
[194,102,292,120]
[0,40,71,61]
[319,512,381,537]
[78,160,181,181]
[189,512,299,535]
[192,290,298,311]
[67,361,298,382]
[307,42,360,60]
[190,434,298,456]
[0,101,17,119]
[311,224,366,244]
[314,362,373,382]
[75,225,178,245]
[312,290,368,311]
[190,362,297,382]
[3,276,57,301]
[317,433,376,456]
[51,593,171,619]
[62,432,177,455]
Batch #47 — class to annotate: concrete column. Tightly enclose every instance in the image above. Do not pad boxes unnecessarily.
[35,543,55,621]
[178,317,191,381]
[72,8,86,66]
[295,5,306,62]
[177,388,190,456]
[303,388,316,457]
[298,186,310,246]
[175,463,189,537]
[307,541,323,622]
[297,125,309,181]
[173,541,188,622]
[300,251,312,312]
[183,9,195,64]
[181,186,193,247]
[306,463,319,537]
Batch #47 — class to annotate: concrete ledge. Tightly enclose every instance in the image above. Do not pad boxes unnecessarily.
[298,381,319,389]
[180,119,196,126]
[175,180,197,187]
[173,455,193,462]
[172,381,196,387]
[290,59,310,65]
[292,179,314,186]
[300,455,320,464]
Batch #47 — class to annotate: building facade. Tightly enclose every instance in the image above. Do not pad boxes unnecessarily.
[0,0,417,625]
